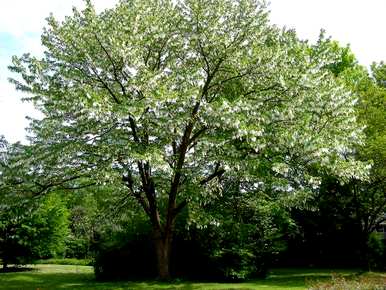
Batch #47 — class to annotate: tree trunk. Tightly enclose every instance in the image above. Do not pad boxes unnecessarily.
[154,235,172,280]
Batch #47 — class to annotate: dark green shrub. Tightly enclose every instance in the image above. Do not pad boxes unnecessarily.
[367,232,385,271]
[182,186,292,281]
[94,236,156,280]
[92,208,156,280]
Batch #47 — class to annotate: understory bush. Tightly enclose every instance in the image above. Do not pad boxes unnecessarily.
[93,208,156,280]
[94,235,156,280]
[93,186,291,281]
[367,232,385,271]
[181,183,293,281]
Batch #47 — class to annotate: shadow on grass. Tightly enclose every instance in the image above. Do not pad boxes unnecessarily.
[0,266,365,290]
[0,273,307,289]
[0,267,35,273]
[0,272,196,290]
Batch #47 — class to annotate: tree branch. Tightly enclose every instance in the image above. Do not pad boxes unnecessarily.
[200,165,225,185]
[93,32,129,96]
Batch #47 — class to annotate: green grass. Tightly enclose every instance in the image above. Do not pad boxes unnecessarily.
[35,258,92,266]
[0,264,383,290]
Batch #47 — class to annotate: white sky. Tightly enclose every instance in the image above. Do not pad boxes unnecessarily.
[1,0,386,143]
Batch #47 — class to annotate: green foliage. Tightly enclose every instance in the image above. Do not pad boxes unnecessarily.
[371,61,386,88]
[358,63,386,180]
[367,233,385,271]
[320,37,357,77]
[285,42,386,269]
[33,193,70,258]
[64,192,98,258]
[93,209,156,280]
[0,192,69,267]
[334,60,386,260]
[184,182,294,280]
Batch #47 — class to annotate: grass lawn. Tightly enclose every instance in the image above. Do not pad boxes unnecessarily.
[0,264,384,290]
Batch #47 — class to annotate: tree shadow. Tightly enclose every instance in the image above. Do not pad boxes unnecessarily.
[0,272,197,290]
[0,266,35,273]
[0,267,367,290]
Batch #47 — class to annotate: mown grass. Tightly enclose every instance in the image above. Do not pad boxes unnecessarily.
[35,258,92,266]
[0,264,384,290]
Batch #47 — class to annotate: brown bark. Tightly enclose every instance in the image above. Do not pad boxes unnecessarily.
[154,228,173,280]
[124,76,212,279]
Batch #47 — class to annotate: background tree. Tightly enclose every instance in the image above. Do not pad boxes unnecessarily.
[280,44,386,269]
[326,56,386,264]
[356,62,386,232]
[0,193,69,270]
[9,0,367,278]
[0,138,70,269]
[63,190,98,259]
[351,62,386,268]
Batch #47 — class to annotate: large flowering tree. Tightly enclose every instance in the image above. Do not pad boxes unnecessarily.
[9,0,366,278]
